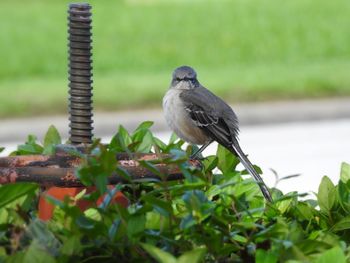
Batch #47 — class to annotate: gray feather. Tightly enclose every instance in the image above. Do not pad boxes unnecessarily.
[180,85,239,137]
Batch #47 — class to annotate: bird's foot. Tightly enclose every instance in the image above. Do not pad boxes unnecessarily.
[189,154,209,162]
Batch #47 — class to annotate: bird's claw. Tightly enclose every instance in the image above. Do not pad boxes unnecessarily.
[189,155,209,162]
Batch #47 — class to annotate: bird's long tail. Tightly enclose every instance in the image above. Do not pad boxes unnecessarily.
[229,140,272,202]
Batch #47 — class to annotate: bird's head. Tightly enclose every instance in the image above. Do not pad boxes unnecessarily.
[171,66,199,90]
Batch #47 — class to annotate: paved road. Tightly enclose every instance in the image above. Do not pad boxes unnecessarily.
[1,98,350,196]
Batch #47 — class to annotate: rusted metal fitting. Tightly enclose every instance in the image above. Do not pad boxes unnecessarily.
[0,154,201,187]
[68,3,94,145]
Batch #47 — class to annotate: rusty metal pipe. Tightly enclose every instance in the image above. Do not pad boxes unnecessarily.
[0,153,201,187]
[0,165,186,187]
[0,153,177,168]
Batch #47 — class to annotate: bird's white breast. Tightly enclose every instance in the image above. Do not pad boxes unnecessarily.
[162,89,209,145]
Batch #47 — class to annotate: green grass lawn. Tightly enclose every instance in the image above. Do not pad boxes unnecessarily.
[1,0,350,118]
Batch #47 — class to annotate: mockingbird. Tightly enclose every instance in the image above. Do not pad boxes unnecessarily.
[163,66,272,202]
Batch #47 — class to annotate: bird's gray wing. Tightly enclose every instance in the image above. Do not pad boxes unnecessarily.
[180,87,272,202]
[179,87,235,147]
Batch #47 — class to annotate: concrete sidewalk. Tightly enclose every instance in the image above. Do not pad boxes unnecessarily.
[1,97,350,144]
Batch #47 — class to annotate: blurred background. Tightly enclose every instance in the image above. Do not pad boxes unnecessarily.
[1,0,350,194]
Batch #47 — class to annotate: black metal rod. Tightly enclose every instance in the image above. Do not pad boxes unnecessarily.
[68,3,94,144]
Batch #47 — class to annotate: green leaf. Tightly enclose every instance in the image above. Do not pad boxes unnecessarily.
[6,252,25,263]
[318,176,336,213]
[338,180,350,213]
[75,215,95,229]
[0,147,4,153]
[99,186,122,210]
[169,132,179,144]
[0,183,38,208]
[108,218,121,240]
[298,239,331,255]
[109,125,132,153]
[26,219,61,256]
[186,144,200,158]
[84,208,102,221]
[23,240,56,263]
[127,214,146,238]
[183,190,208,211]
[180,214,196,229]
[315,246,346,263]
[216,144,239,173]
[139,160,162,177]
[133,121,154,132]
[145,212,164,230]
[232,234,247,243]
[16,135,43,155]
[142,195,173,216]
[118,125,132,148]
[256,249,278,263]
[141,243,176,263]
[331,215,350,232]
[132,129,154,153]
[295,202,314,221]
[61,235,81,256]
[115,166,132,182]
[234,179,261,201]
[178,248,206,263]
[153,137,167,151]
[73,188,87,202]
[202,155,218,173]
[100,147,117,174]
[164,138,185,153]
[340,162,350,183]
[95,174,108,194]
[44,195,64,208]
[276,195,294,214]
[169,149,187,163]
[43,125,61,154]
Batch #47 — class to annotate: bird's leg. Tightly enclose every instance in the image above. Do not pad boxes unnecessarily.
[190,140,214,159]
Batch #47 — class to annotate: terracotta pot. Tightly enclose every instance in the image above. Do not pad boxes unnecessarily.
[38,186,129,221]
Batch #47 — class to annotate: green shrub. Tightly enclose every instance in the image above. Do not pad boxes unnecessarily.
[0,123,349,262]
